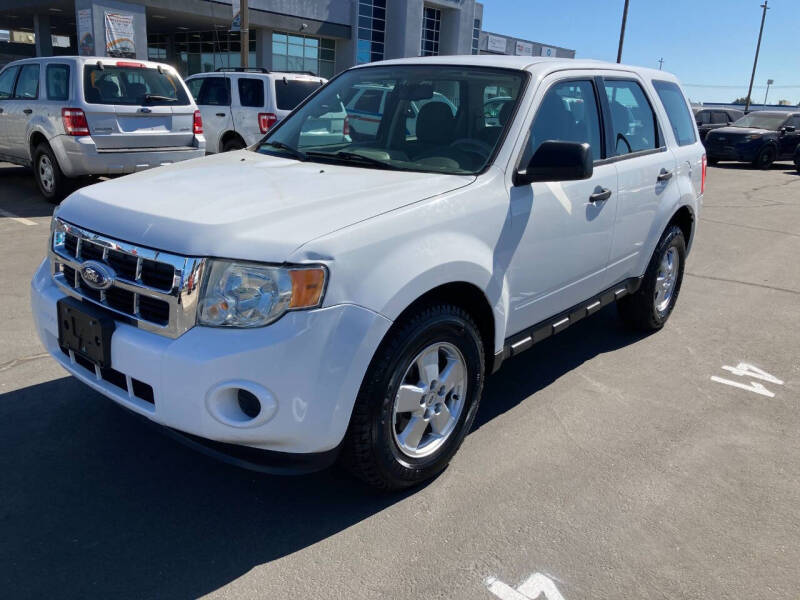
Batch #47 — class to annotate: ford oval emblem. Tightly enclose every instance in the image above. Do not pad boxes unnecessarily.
[79,260,115,291]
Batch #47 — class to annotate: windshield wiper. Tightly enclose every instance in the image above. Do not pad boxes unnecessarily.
[259,141,307,161]
[305,150,399,170]
[143,94,177,103]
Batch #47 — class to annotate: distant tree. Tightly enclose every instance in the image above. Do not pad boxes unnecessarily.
[732,96,750,104]
[777,99,791,106]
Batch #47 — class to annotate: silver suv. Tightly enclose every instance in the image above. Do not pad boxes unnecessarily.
[0,56,205,201]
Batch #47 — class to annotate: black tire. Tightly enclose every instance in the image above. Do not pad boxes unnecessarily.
[33,143,72,203]
[221,136,246,152]
[340,304,485,490]
[617,225,686,331]
[707,157,718,166]
[753,145,776,170]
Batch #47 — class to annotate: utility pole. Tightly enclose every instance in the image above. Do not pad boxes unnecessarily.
[745,1,769,113]
[616,0,630,63]
[657,57,664,70]
[240,0,249,68]
[763,79,773,105]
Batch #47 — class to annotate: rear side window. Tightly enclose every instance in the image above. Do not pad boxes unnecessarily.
[605,79,660,154]
[711,111,728,124]
[196,77,230,106]
[275,79,322,111]
[653,80,697,147]
[14,64,40,99]
[46,64,70,101]
[523,79,604,164]
[695,110,711,125]
[0,66,19,100]
[83,65,190,105]
[238,78,264,107]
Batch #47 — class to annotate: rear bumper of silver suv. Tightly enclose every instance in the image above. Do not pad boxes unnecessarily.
[50,134,207,177]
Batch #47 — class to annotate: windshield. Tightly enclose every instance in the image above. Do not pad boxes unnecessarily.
[83,64,190,106]
[257,65,527,175]
[731,113,787,131]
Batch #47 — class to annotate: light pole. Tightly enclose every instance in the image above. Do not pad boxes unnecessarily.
[657,57,664,70]
[616,0,630,63]
[745,1,769,113]
[763,79,774,105]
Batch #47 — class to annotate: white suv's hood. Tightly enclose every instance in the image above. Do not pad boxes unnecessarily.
[57,151,474,261]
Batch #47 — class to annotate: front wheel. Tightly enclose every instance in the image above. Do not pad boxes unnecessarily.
[340,304,485,490]
[753,146,776,170]
[617,225,686,331]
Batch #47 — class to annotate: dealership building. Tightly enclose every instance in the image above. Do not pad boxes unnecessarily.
[0,0,574,76]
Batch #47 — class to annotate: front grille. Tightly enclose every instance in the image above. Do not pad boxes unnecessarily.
[60,346,155,404]
[50,218,205,339]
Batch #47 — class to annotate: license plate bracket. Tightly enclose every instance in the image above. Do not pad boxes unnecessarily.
[57,297,115,368]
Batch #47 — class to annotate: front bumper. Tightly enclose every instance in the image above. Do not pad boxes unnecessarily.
[50,134,206,177]
[31,259,392,457]
[705,138,762,162]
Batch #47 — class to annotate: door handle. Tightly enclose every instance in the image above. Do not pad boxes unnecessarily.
[216,112,226,117]
[23,108,33,115]
[657,168,673,182]
[589,187,612,203]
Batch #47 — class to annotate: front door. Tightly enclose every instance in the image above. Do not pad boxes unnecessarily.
[778,115,800,158]
[506,76,617,335]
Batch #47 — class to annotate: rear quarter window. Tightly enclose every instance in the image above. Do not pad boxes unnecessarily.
[46,64,70,101]
[275,79,323,111]
[238,78,265,107]
[653,80,697,146]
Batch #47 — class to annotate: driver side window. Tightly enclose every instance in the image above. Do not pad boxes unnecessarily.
[522,79,603,166]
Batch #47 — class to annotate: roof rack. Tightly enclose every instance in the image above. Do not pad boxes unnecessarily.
[273,70,319,77]
[215,67,270,73]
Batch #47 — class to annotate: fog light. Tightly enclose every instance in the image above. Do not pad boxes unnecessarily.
[237,388,261,419]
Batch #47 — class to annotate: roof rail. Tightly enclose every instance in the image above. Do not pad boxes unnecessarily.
[273,70,319,77]
[215,67,270,73]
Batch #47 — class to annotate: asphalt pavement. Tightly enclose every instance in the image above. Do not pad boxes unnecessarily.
[0,160,798,599]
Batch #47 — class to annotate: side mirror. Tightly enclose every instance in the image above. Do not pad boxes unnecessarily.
[513,141,593,186]
[782,125,796,134]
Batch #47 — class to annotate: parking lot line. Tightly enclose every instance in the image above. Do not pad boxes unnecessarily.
[0,208,37,226]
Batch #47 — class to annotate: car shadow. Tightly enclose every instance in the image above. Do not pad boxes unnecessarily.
[710,162,793,171]
[0,308,647,599]
[0,164,57,218]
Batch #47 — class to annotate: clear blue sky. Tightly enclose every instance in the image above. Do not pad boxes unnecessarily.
[482,0,800,105]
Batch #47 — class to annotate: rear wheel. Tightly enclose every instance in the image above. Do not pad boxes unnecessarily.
[707,157,718,166]
[753,145,776,170]
[340,304,485,490]
[221,136,246,152]
[617,225,686,331]
[33,143,72,203]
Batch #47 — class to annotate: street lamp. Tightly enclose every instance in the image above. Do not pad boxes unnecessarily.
[763,79,774,105]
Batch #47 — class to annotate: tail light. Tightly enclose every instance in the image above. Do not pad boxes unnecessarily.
[193,110,203,135]
[61,108,89,136]
[343,115,350,137]
[701,153,707,194]
[258,112,278,134]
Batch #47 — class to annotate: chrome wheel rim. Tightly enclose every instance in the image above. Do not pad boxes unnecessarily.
[654,247,679,315]
[392,342,467,458]
[38,155,55,194]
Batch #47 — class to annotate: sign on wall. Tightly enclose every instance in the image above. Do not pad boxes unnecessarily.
[515,41,533,56]
[487,35,507,53]
[231,0,241,32]
[104,11,136,58]
[77,8,94,56]
[540,46,557,57]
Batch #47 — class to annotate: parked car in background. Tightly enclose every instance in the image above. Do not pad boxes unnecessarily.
[692,106,744,143]
[32,56,704,490]
[705,111,800,168]
[0,56,204,201]
[795,143,800,173]
[185,68,326,153]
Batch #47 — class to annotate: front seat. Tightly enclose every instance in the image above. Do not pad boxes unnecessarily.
[415,102,456,148]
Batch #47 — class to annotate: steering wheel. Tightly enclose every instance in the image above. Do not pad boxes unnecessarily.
[449,138,493,156]
[616,132,632,154]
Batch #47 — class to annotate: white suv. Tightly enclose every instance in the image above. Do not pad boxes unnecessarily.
[185,68,326,152]
[31,56,705,490]
[0,56,205,201]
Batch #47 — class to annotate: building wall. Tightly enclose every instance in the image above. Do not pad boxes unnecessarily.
[479,30,575,59]
[75,0,149,60]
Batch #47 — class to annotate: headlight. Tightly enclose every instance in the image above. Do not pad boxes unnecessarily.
[744,134,762,141]
[197,260,327,328]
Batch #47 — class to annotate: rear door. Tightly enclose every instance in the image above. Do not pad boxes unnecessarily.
[231,75,265,146]
[82,62,196,150]
[603,76,680,286]
[187,75,232,153]
[5,62,41,159]
[0,65,20,155]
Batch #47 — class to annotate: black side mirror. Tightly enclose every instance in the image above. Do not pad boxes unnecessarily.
[513,141,593,186]
[782,125,796,134]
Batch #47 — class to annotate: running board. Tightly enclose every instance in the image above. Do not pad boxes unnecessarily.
[491,277,642,373]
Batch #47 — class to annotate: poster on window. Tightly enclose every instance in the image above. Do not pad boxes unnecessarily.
[104,11,136,58]
[231,0,241,32]
[78,8,94,56]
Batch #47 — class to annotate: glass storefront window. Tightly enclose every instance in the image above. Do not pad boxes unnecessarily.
[272,32,335,78]
[357,0,386,64]
[421,7,441,57]
[148,30,256,76]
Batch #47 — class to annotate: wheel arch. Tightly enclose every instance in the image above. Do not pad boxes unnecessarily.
[666,204,695,252]
[219,130,246,152]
